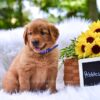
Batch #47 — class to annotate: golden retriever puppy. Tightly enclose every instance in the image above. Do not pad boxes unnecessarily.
[3,19,59,93]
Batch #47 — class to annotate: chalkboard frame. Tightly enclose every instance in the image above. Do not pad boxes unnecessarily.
[79,57,100,86]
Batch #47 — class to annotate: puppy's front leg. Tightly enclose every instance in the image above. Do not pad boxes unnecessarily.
[48,67,58,93]
[18,70,30,92]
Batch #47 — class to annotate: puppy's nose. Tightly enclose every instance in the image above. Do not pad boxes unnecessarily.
[32,40,39,47]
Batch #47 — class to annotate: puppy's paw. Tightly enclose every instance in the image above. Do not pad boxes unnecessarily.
[49,88,58,94]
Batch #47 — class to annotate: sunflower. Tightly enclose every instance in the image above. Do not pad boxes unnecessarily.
[76,32,86,42]
[90,38,100,57]
[77,30,97,44]
[89,20,100,33]
[75,40,92,59]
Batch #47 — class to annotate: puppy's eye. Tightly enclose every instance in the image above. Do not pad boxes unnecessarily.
[28,32,32,35]
[41,31,46,35]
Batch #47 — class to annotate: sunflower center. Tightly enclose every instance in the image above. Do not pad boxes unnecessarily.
[81,45,85,52]
[92,45,100,54]
[87,37,94,43]
[94,28,100,33]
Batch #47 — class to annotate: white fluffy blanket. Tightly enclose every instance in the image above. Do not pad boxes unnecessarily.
[0,85,100,100]
[0,18,98,100]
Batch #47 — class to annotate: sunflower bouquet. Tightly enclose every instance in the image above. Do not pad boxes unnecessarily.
[61,20,100,59]
[75,20,100,59]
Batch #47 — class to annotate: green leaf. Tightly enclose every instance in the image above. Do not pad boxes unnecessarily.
[60,39,77,59]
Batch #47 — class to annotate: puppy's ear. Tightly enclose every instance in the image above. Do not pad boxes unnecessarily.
[23,25,28,45]
[49,24,59,42]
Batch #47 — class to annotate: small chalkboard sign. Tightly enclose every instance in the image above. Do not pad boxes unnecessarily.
[79,57,100,86]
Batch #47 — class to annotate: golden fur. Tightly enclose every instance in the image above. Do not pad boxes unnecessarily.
[3,19,59,93]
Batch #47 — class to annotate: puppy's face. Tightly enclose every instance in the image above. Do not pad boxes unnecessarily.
[23,19,59,53]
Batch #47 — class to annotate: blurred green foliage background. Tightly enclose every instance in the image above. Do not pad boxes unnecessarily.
[0,0,99,29]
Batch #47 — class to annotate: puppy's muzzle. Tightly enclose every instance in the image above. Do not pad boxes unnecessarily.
[32,40,39,47]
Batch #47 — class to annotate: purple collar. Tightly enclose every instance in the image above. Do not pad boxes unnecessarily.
[39,44,58,55]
